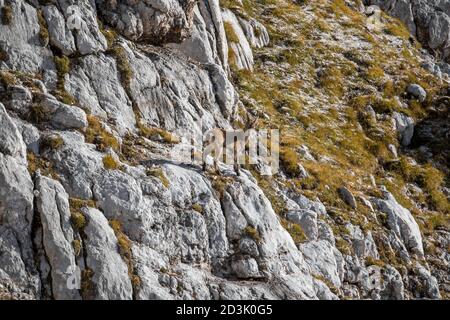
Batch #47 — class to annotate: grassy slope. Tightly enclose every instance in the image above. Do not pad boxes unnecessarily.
[224,0,449,256]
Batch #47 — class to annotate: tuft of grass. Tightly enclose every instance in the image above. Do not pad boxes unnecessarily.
[37,10,49,45]
[281,218,307,244]
[318,66,344,98]
[72,239,82,257]
[27,104,48,124]
[40,134,64,151]
[102,154,120,170]
[54,56,70,76]
[1,5,13,25]
[224,21,240,44]
[366,66,385,83]
[244,226,261,243]
[0,48,8,61]
[365,256,386,267]
[70,212,86,230]
[0,70,18,87]
[81,268,94,300]
[138,123,179,144]
[110,46,133,92]
[280,148,301,177]
[384,20,410,40]
[192,203,203,214]
[109,219,140,289]
[146,167,170,188]
[85,115,120,152]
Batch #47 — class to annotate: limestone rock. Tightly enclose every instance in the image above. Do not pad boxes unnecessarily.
[371,190,424,256]
[35,175,81,300]
[83,208,133,300]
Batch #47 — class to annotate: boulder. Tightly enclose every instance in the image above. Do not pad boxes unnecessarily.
[371,189,424,256]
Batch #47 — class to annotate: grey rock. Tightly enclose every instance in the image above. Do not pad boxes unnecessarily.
[221,9,254,70]
[407,84,427,102]
[300,240,344,288]
[286,210,318,241]
[338,187,357,209]
[35,175,81,300]
[238,238,259,257]
[83,208,133,300]
[42,5,76,55]
[231,257,260,279]
[372,190,424,256]
[0,103,26,160]
[393,112,415,147]
[96,0,197,44]
[238,17,270,48]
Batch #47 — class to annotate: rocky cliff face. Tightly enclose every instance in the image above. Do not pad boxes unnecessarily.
[0,0,448,300]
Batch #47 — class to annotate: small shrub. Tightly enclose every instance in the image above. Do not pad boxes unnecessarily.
[244,226,261,243]
[103,154,120,170]
[224,21,240,44]
[1,5,13,25]
[146,167,170,188]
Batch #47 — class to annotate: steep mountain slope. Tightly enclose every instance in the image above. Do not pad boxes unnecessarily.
[0,0,448,300]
